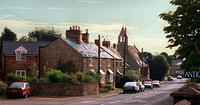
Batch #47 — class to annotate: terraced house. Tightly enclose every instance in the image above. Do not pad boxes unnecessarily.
[39,26,122,86]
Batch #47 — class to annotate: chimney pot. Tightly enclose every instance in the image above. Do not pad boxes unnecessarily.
[78,26,80,30]
[86,29,88,33]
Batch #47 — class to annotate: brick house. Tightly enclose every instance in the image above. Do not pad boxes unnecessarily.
[117,26,150,80]
[1,41,49,80]
[39,26,122,86]
[170,59,184,76]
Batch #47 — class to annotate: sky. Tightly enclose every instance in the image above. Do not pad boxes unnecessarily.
[0,0,176,55]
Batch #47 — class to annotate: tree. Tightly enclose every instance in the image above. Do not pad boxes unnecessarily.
[1,27,17,41]
[159,0,200,70]
[0,27,17,69]
[19,36,37,42]
[149,55,170,81]
[28,27,61,41]
[160,52,175,66]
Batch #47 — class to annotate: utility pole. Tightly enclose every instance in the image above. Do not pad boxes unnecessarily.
[98,35,101,74]
[123,37,126,76]
[141,48,144,82]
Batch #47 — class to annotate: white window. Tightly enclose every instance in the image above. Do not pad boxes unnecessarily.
[15,45,27,61]
[16,51,26,61]
[108,59,111,66]
[107,69,113,82]
[89,58,93,66]
[100,70,105,83]
[15,70,26,76]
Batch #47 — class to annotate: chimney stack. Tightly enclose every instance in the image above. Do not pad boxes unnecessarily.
[95,39,100,46]
[66,26,82,44]
[113,43,116,49]
[102,39,111,48]
[82,29,89,43]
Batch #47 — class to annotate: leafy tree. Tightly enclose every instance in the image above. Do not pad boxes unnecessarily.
[149,55,170,81]
[0,27,17,69]
[1,27,17,41]
[28,27,61,41]
[159,0,200,70]
[160,52,175,66]
[19,36,37,42]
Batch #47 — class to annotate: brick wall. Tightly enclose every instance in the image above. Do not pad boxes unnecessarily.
[30,82,99,96]
[40,38,83,76]
[4,55,37,75]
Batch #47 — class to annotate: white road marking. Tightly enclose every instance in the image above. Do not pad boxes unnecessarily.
[109,100,120,104]
[78,101,95,103]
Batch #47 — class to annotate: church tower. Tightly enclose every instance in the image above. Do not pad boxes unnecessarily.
[118,26,128,45]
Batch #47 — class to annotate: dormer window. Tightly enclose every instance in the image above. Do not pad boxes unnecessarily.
[15,45,27,61]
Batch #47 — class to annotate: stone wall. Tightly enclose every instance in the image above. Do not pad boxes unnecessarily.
[5,82,99,96]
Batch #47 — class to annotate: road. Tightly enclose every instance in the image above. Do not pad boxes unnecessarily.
[0,78,187,105]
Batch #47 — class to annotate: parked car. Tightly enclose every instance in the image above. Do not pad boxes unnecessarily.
[136,82,145,92]
[152,80,160,88]
[168,76,173,81]
[177,75,182,79]
[6,82,34,98]
[123,82,140,93]
[143,81,153,89]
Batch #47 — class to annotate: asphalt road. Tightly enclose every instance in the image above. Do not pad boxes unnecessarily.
[0,78,187,105]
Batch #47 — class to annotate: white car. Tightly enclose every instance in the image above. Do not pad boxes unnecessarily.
[123,82,140,93]
[177,75,182,79]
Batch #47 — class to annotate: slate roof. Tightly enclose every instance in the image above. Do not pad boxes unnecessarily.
[63,38,122,60]
[3,41,49,55]
[128,45,148,67]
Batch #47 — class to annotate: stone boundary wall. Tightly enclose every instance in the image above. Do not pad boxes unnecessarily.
[5,82,99,96]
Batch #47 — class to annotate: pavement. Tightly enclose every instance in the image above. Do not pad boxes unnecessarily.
[0,78,187,105]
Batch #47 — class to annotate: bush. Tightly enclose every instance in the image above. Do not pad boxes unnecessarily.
[83,75,96,83]
[103,84,114,91]
[47,69,63,83]
[62,73,80,84]
[0,81,7,96]
[75,72,84,82]
[6,73,27,82]
[26,65,38,82]
[99,88,109,93]
[188,78,200,83]
[85,71,99,82]
[37,77,49,83]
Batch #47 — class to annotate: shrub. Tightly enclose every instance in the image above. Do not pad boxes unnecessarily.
[103,84,114,91]
[26,65,38,82]
[83,75,95,83]
[6,73,27,82]
[37,77,49,83]
[85,71,99,82]
[62,73,80,84]
[99,88,109,93]
[0,81,7,96]
[47,69,63,83]
[75,72,84,82]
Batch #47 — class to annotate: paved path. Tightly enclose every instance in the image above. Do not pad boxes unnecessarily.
[0,78,187,105]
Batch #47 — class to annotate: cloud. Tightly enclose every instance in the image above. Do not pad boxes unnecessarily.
[47,7,72,10]
[8,7,33,10]
[77,0,101,4]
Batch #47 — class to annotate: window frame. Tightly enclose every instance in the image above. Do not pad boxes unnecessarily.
[89,58,93,66]
[108,59,111,66]
[15,70,26,77]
